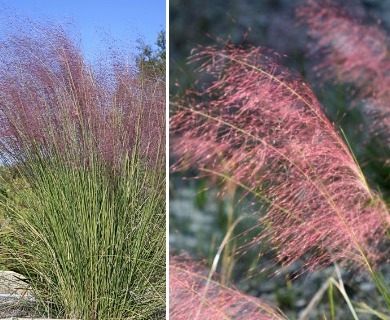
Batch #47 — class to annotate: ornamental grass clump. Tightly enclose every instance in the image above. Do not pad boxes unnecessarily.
[0,17,165,319]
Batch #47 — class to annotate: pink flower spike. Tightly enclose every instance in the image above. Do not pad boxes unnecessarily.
[170,43,390,271]
[170,255,285,320]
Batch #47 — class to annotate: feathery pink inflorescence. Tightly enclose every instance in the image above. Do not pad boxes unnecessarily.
[170,255,285,320]
[298,0,390,147]
[0,18,165,168]
[170,44,390,271]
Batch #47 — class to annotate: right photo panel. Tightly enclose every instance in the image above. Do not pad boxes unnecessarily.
[169,0,390,319]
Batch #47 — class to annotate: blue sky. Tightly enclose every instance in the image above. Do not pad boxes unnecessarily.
[1,0,166,61]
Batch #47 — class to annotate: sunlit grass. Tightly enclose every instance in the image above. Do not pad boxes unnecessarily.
[0,16,166,319]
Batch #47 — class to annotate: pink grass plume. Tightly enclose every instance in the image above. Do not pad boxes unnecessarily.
[170,255,285,319]
[299,0,390,150]
[170,43,390,271]
[0,17,165,168]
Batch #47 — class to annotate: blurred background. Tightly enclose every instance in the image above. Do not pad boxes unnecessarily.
[170,0,390,318]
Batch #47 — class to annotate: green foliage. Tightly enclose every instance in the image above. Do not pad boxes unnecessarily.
[1,150,165,319]
[137,30,166,79]
[275,280,295,310]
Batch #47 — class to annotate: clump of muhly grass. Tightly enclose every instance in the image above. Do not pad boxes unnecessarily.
[0,16,165,319]
[170,255,285,320]
[170,43,390,273]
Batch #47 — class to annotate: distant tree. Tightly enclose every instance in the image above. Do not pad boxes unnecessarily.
[137,30,166,79]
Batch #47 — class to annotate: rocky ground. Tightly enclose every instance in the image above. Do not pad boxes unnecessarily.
[0,271,48,319]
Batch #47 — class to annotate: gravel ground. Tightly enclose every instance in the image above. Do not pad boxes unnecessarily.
[0,271,48,319]
[0,295,43,319]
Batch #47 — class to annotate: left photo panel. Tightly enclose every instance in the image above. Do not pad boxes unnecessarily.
[0,1,166,319]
